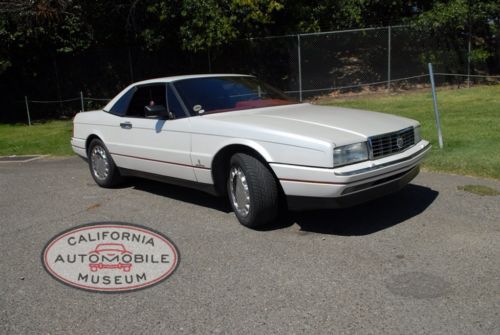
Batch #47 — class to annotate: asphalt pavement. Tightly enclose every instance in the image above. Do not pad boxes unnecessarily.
[0,157,499,334]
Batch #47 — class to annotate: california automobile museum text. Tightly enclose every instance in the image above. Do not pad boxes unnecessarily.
[43,223,179,292]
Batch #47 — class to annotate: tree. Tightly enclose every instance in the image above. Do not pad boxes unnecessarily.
[411,0,500,72]
[0,0,92,75]
[141,0,284,52]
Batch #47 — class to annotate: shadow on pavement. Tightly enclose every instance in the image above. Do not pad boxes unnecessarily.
[281,184,438,236]
[128,177,232,213]
[128,178,438,236]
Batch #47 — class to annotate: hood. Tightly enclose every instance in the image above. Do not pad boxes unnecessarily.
[201,103,419,147]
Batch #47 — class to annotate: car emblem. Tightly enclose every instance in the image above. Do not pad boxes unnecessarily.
[396,136,404,149]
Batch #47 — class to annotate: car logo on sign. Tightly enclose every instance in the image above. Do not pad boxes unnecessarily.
[88,243,133,272]
[42,222,179,293]
[396,136,404,149]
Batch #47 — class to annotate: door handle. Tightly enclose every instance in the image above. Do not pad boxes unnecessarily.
[120,122,132,129]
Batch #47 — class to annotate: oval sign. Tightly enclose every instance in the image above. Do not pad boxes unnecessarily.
[42,222,179,293]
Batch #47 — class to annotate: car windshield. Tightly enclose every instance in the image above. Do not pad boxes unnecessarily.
[173,76,298,115]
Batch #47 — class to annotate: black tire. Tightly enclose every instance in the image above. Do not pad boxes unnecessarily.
[87,138,122,187]
[227,153,279,228]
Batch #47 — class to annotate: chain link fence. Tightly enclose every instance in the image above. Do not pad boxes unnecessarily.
[212,25,499,99]
[4,25,499,123]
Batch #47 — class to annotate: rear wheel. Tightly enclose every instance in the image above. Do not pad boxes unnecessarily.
[88,138,122,187]
[227,153,279,228]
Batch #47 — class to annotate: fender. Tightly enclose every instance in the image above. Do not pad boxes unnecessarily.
[85,130,108,153]
[211,138,273,163]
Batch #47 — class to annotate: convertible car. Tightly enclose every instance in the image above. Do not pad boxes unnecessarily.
[71,74,430,228]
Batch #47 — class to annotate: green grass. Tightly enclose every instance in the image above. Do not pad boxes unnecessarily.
[457,184,500,196]
[0,120,73,156]
[318,85,500,180]
[1,86,499,180]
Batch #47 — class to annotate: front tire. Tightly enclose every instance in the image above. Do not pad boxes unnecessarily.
[227,153,279,228]
[88,138,122,187]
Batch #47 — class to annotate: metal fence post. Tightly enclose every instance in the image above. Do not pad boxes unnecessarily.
[24,96,31,126]
[467,0,472,88]
[297,34,303,102]
[428,63,444,149]
[387,26,391,90]
[80,91,84,112]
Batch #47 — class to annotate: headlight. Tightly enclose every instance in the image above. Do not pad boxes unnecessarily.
[414,125,422,144]
[333,142,369,167]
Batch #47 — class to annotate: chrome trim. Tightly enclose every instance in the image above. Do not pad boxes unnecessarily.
[369,126,415,159]
[367,138,374,160]
[369,126,415,140]
[340,167,418,195]
[90,145,110,180]
[229,166,251,217]
[334,143,431,176]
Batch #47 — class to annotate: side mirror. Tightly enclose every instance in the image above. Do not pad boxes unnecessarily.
[144,105,167,118]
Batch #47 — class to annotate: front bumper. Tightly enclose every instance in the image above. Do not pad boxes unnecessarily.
[286,166,419,210]
[270,140,431,210]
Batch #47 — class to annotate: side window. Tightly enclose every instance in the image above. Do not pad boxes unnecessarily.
[167,85,187,119]
[126,84,166,117]
[109,87,135,116]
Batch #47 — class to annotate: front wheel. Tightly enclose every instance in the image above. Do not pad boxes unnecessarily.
[227,153,279,228]
[88,138,122,187]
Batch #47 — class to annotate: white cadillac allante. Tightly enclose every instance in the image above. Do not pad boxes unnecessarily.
[72,74,431,228]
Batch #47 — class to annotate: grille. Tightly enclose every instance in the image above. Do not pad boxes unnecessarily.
[369,127,415,159]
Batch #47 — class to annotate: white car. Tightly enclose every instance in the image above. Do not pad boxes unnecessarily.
[72,74,431,228]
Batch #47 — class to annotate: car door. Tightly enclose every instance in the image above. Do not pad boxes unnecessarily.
[108,83,196,181]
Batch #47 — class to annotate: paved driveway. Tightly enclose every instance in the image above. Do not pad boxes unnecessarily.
[1,157,499,334]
